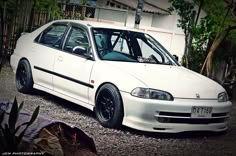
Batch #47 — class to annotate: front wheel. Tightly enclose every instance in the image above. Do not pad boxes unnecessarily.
[95,84,124,128]
[16,60,33,93]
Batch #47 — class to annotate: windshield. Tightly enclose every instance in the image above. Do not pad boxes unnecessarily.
[93,28,178,65]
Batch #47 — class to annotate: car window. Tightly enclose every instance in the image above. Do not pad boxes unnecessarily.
[93,31,135,62]
[94,33,112,51]
[137,38,165,63]
[63,26,89,56]
[38,24,67,48]
[112,35,129,54]
[93,28,177,65]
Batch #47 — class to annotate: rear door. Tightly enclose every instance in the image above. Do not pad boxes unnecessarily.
[53,24,95,104]
[33,23,69,90]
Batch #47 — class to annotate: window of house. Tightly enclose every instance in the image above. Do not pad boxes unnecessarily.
[37,24,68,48]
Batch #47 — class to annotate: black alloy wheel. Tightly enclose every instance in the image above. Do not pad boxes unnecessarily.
[95,84,124,128]
[16,60,33,93]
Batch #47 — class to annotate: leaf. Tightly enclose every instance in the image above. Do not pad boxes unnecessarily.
[8,97,19,132]
[14,122,29,134]
[0,110,4,125]
[3,124,12,145]
[4,124,17,152]
[16,128,27,145]
[16,106,40,145]
[18,101,24,112]
[0,127,6,152]
[28,106,40,126]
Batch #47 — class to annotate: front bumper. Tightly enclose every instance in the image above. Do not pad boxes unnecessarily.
[121,91,232,133]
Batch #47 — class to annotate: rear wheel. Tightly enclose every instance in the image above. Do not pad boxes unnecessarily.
[16,60,33,93]
[95,84,124,128]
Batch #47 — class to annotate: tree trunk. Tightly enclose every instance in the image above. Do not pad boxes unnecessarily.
[80,0,87,20]
[200,6,231,76]
[184,36,189,68]
[195,0,203,26]
[205,26,236,77]
[28,6,35,32]
[184,11,195,69]
[81,6,86,20]
[0,6,4,71]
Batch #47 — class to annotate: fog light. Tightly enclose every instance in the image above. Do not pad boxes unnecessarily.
[158,117,170,123]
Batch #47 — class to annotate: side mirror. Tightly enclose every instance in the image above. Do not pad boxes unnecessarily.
[72,46,87,54]
[72,46,93,60]
[173,54,179,62]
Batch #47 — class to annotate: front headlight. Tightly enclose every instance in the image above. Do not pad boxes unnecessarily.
[218,92,229,102]
[131,88,174,101]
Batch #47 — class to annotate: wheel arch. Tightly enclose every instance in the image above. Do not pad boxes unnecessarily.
[94,82,124,111]
[18,57,30,67]
[17,57,34,82]
[94,82,125,128]
[95,82,118,100]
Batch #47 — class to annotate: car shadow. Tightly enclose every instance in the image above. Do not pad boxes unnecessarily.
[31,89,95,118]
[119,125,227,139]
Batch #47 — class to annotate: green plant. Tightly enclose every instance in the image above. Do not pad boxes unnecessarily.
[168,0,196,68]
[34,0,64,19]
[184,16,217,72]
[0,97,40,153]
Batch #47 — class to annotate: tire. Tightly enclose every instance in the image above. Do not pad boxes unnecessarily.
[95,84,124,128]
[16,59,33,93]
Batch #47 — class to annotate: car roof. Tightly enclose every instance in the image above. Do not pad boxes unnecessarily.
[53,19,143,33]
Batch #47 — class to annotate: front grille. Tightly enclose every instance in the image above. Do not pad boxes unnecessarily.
[159,112,190,117]
[155,111,229,124]
[157,117,227,124]
[212,113,228,117]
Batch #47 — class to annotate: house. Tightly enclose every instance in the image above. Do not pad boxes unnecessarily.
[93,0,206,60]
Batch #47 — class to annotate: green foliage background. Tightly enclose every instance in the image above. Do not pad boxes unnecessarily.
[169,0,236,73]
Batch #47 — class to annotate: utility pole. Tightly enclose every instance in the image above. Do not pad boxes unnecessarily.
[134,0,144,29]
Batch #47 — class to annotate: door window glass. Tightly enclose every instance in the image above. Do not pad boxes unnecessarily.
[64,27,90,56]
[38,24,67,48]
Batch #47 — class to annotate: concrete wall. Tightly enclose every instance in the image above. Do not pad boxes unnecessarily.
[94,8,128,23]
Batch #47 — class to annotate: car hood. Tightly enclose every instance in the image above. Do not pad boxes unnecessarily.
[104,61,225,99]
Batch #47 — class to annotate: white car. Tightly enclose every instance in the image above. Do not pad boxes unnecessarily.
[11,20,232,133]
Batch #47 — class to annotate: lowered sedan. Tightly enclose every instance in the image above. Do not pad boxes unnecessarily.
[11,20,232,133]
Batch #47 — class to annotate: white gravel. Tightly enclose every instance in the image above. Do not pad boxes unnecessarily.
[1,66,236,156]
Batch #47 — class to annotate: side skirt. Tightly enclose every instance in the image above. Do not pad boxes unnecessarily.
[33,84,94,111]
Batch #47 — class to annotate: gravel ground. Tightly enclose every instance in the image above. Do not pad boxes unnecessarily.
[0,65,236,156]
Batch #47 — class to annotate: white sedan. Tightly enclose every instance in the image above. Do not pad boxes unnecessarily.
[11,20,232,133]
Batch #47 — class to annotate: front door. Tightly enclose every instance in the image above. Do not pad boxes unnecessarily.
[53,25,94,104]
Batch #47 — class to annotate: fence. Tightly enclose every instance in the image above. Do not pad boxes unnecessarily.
[0,3,128,62]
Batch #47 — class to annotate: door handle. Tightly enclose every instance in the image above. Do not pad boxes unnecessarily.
[57,56,63,61]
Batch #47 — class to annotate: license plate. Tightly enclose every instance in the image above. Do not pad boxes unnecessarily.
[191,106,212,118]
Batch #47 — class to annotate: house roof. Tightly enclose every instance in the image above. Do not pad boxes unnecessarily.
[112,0,170,15]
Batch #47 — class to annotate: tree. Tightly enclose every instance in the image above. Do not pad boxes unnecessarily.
[169,0,236,77]
[29,0,64,31]
[168,0,196,68]
[33,0,63,19]
[187,16,215,72]
[199,0,236,77]
[0,0,7,71]
[80,0,87,20]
